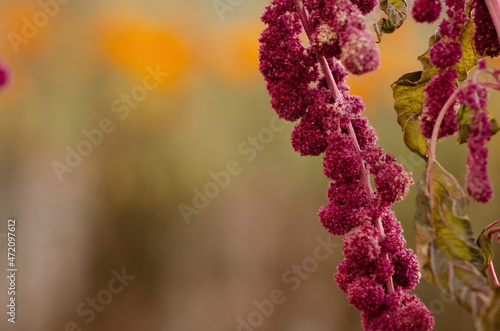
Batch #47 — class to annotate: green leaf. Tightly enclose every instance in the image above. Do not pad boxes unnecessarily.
[457,105,499,144]
[375,0,407,38]
[415,161,492,315]
[476,219,500,270]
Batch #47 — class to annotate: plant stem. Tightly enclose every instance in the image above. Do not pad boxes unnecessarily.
[488,262,500,287]
[485,219,500,237]
[292,0,372,197]
[293,0,394,293]
[426,88,461,224]
[485,220,500,287]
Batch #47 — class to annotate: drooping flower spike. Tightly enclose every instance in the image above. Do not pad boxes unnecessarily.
[458,80,493,202]
[259,1,434,329]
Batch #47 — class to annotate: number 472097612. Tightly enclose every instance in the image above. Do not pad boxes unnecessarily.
[7,219,15,267]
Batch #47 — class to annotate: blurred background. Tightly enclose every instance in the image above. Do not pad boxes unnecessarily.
[0,0,499,330]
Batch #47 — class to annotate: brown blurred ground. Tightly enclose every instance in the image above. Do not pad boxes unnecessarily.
[0,1,499,330]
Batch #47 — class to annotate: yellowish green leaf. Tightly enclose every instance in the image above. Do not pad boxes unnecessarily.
[391,71,429,157]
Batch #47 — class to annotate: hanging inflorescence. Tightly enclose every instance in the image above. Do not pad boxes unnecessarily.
[259,1,434,330]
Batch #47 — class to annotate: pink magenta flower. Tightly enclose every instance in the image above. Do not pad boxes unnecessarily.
[306,0,380,75]
[347,276,387,315]
[379,211,407,255]
[420,69,459,139]
[362,290,434,331]
[349,0,378,15]
[340,27,381,75]
[391,249,420,291]
[323,131,361,180]
[429,41,462,69]
[319,180,368,235]
[259,9,319,121]
[472,0,500,57]
[343,223,382,264]
[291,101,331,156]
[440,0,466,38]
[411,0,442,23]
[373,155,413,207]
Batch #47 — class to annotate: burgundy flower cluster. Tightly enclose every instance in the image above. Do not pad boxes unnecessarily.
[306,0,380,74]
[457,81,493,202]
[420,67,459,139]
[411,0,442,23]
[259,1,434,329]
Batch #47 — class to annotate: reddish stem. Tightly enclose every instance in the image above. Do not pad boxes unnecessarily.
[292,0,372,198]
[487,227,500,242]
[485,220,500,287]
[485,219,500,231]
[488,262,500,287]
[292,0,393,293]
[426,87,461,223]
